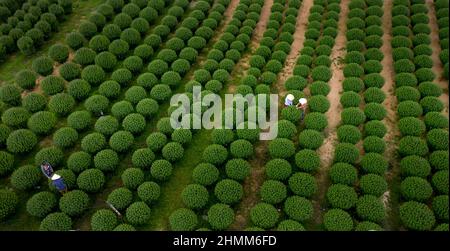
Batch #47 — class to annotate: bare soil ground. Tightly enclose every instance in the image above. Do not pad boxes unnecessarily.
[313,0,350,226]
[228,0,275,230]
[380,0,402,231]
[426,0,449,117]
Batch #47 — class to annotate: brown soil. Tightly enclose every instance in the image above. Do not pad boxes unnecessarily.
[276,0,314,97]
[227,0,275,230]
[426,0,449,117]
[380,0,402,231]
[226,0,274,93]
[313,0,350,226]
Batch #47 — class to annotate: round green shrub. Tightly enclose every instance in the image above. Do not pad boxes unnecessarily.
[337,125,362,144]
[326,184,358,210]
[131,148,155,169]
[121,168,144,190]
[10,165,41,190]
[6,129,37,153]
[360,174,388,197]
[361,152,388,175]
[32,56,53,76]
[59,63,81,81]
[77,168,105,193]
[15,70,37,90]
[250,203,279,229]
[151,159,173,181]
[48,93,75,116]
[93,149,119,172]
[340,91,361,108]
[265,159,292,181]
[225,158,250,181]
[169,208,198,231]
[192,163,219,186]
[162,142,184,162]
[277,220,305,231]
[137,181,160,203]
[400,201,435,231]
[207,203,234,230]
[84,95,109,116]
[39,212,72,231]
[95,51,117,71]
[94,115,119,136]
[398,117,426,136]
[284,195,313,222]
[53,127,78,148]
[268,138,295,159]
[356,195,385,223]
[398,136,429,157]
[214,179,243,204]
[334,143,359,164]
[74,47,96,66]
[67,151,91,173]
[182,184,209,209]
[323,209,353,231]
[432,195,449,221]
[109,130,134,152]
[329,163,358,186]
[27,111,56,135]
[91,209,117,231]
[41,76,65,95]
[59,190,89,217]
[126,202,151,225]
[202,144,228,165]
[81,132,106,154]
[26,191,57,218]
[295,149,320,173]
[432,170,449,195]
[288,172,317,198]
[67,79,91,101]
[67,111,91,131]
[146,132,167,152]
[429,150,449,171]
[107,187,133,211]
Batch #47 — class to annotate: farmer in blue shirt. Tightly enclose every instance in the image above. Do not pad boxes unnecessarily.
[51,174,67,194]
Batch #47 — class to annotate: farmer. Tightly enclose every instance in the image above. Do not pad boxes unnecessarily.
[296,98,308,121]
[51,174,68,194]
[284,94,295,107]
[40,162,54,179]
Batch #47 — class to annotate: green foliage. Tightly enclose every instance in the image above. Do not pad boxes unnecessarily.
[162,142,184,162]
[329,163,358,186]
[131,148,155,170]
[126,202,151,226]
[398,117,425,136]
[398,136,429,157]
[81,132,106,154]
[67,151,91,173]
[15,70,37,90]
[202,144,228,165]
[150,84,172,102]
[84,95,109,116]
[396,86,421,102]
[259,180,287,204]
[10,164,40,190]
[214,179,243,204]
[356,195,385,223]
[432,170,449,195]
[400,201,435,231]
[207,203,234,230]
[323,209,353,231]
[360,153,388,175]
[304,112,328,131]
[432,195,449,221]
[41,76,65,95]
[288,172,317,198]
[91,209,117,231]
[59,63,81,81]
[77,169,105,193]
[66,31,85,50]
[107,187,133,211]
[48,44,69,63]
[334,143,359,164]
[295,149,320,172]
[311,66,332,81]
[95,51,117,71]
[137,182,160,203]
[74,47,96,66]
[82,65,106,85]
[151,159,173,181]
[363,135,386,153]
[277,220,305,231]
[269,138,295,159]
[67,111,91,131]
[182,184,209,209]
[6,129,37,154]
[26,191,57,218]
[48,93,75,116]
[122,113,146,134]
[121,168,144,190]
[250,203,279,229]
[32,56,53,76]
[27,111,57,135]
[169,208,198,231]
[39,212,72,231]
[192,163,219,186]
[2,107,30,127]
[109,130,134,152]
[67,79,91,100]
[93,149,118,173]
[359,174,387,197]
[326,184,357,210]
[340,91,361,108]
[284,195,313,222]
[225,158,250,181]
[337,125,362,144]
[59,190,89,217]
[429,150,449,171]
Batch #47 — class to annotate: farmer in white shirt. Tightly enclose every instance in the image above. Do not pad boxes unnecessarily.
[284,94,295,107]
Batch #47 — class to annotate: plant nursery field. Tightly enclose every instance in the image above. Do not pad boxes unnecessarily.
[0,0,448,232]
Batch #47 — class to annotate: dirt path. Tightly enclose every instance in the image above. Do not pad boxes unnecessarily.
[380,0,402,231]
[312,0,350,227]
[425,0,449,117]
[276,0,313,97]
[226,0,274,93]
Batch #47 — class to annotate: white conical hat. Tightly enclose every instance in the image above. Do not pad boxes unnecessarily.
[286,94,294,101]
[51,174,61,180]
[299,98,307,105]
